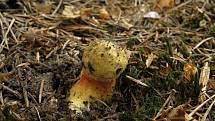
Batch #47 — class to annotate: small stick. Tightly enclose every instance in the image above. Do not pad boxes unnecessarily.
[39,79,45,103]
[34,105,42,121]
[36,51,40,63]
[193,37,214,50]
[20,81,29,107]
[153,89,176,120]
[0,18,15,53]
[131,91,139,111]
[167,0,192,13]
[0,90,4,106]
[188,94,215,120]
[23,87,29,107]
[0,16,5,39]
[0,84,22,99]
[45,47,58,59]
[12,111,25,121]
[126,75,162,96]
[0,13,18,43]
[28,92,39,106]
[91,96,112,111]
[51,0,63,16]
[201,98,215,121]
[126,75,148,87]
[61,39,71,52]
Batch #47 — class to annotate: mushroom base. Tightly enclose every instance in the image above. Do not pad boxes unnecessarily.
[68,70,116,113]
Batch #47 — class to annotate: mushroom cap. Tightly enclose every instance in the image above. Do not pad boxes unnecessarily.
[82,39,128,82]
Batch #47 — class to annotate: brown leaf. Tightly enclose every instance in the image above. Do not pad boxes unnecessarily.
[156,105,189,121]
[0,72,14,82]
[198,62,210,103]
[207,80,215,90]
[145,53,156,68]
[199,62,210,90]
[155,0,175,11]
[0,62,5,69]
[34,2,53,14]
[0,109,3,121]
[62,5,80,18]
[182,63,198,82]
[167,105,187,121]
[99,8,110,20]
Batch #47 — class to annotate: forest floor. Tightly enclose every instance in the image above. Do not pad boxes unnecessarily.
[0,0,215,121]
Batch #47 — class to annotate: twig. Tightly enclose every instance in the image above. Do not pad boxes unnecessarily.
[193,37,214,50]
[153,89,176,120]
[0,13,18,43]
[201,98,215,121]
[0,83,22,99]
[12,111,25,121]
[3,14,18,43]
[23,87,29,107]
[28,92,39,106]
[45,46,58,59]
[131,91,139,111]
[20,81,29,107]
[0,90,4,106]
[0,18,15,53]
[0,16,5,40]
[36,51,40,63]
[91,96,112,111]
[39,79,45,103]
[34,105,42,121]
[51,0,63,16]
[188,94,215,120]
[126,75,148,87]
[61,39,71,52]
[126,75,163,97]
[167,0,193,13]
[200,62,210,91]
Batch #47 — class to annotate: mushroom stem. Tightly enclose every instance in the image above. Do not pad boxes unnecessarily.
[68,69,116,112]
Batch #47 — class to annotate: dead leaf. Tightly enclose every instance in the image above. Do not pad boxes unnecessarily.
[143,11,161,19]
[62,5,81,18]
[99,8,110,20]
[207,80,215,90]
[167,105,187,121]
[183,63,198,82]
[0,54,6,69]
[0,109,3,121]
[198,62,210,103]
[155,104,189,121]
[0,72,14,82]
[34,2,53,14]
[155,0,175,11]
[199,62,210,90]
[121,19,133,29]
[106,3,121,20]
[16,62,31,68]
[80,8,93,19]
[145,53,156,68]
[0,62,5,69]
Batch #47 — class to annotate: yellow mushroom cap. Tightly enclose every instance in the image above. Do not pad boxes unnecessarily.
[68,39,128,113]
[82,39,128,81]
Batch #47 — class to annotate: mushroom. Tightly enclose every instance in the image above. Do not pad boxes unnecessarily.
[68,39,128,113]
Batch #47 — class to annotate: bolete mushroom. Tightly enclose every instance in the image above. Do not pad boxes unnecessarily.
[68,39,128,113]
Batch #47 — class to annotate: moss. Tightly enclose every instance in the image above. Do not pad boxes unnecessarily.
[126,37,140,49]
[179,41,192,58]
[207,23,215,37]
[143,91,163,118]
[211,110,215,121]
